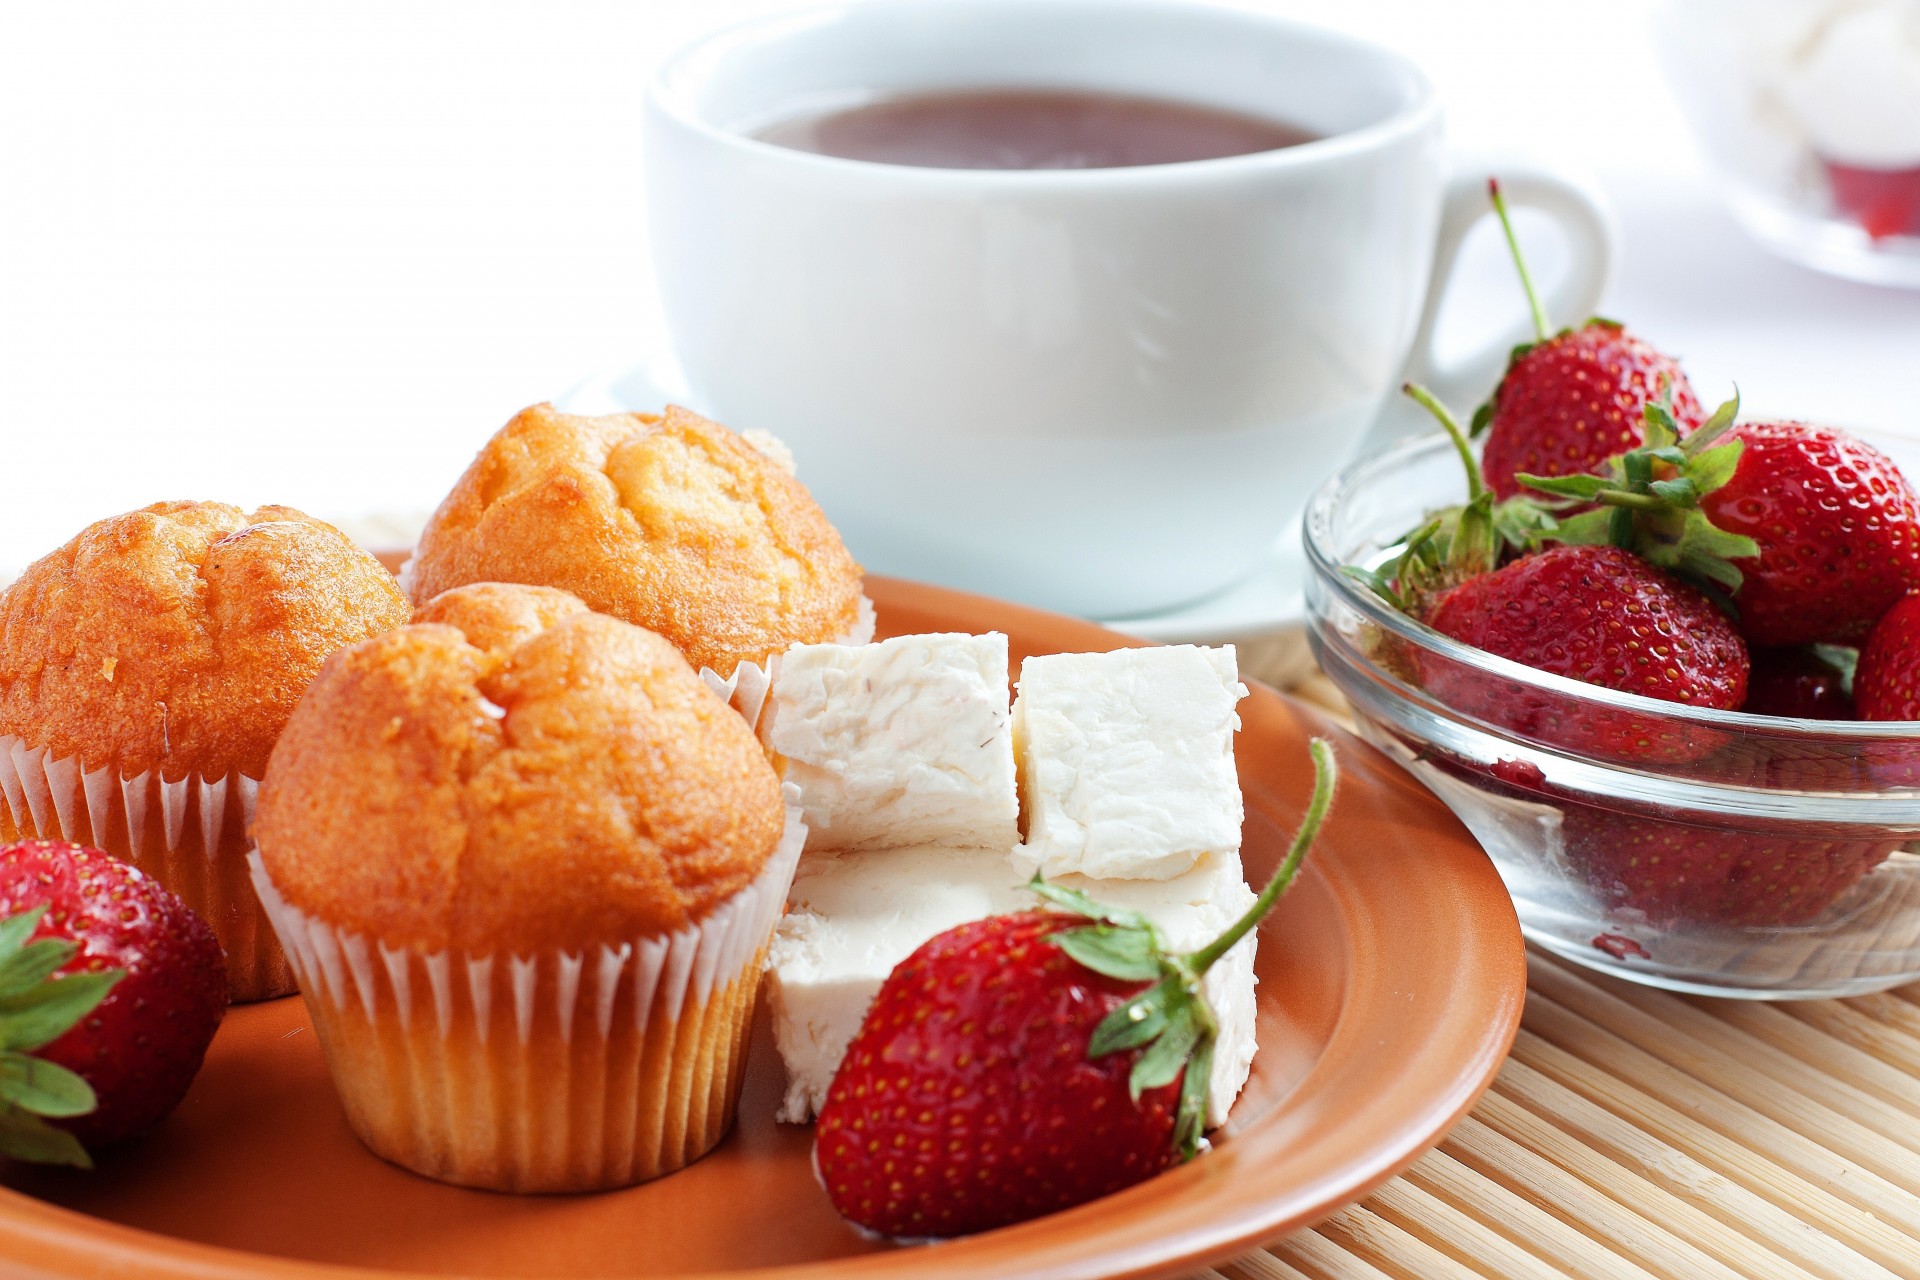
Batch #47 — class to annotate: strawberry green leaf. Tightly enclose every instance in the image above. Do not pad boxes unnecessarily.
[1491,498,1562,555]
[1025,875,1153,931]
[1089,981,1174,1058]
[1469,400,1495,438]
[1643,403,1680,450]
[1341,564,1406,611]
[0,970,121,1053]
[0,908,46,963]
[1517,472,1611,500]
[1051,925,1163,983]
[1449,494,1498,581]
[0,1051,97,1117]
[1535,387,1754,603]
[1670,513,1757,592]
[0,939,78,1002]
[1547,508,1613,547]
[1815,644,1861,697]
[1686,441,1745,495]
[1129,1001,1203,1098]
[1646,477,1701,507]
[0,1104,92,1168]
[1173,1035,1215,1161]
[1684,392,1740,451]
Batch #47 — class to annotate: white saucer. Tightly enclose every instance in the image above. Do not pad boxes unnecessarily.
[557,359,1310,648]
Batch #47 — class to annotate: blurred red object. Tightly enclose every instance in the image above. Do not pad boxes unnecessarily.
[1825,160,1920,240]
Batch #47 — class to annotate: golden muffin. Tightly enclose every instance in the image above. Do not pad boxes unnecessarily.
[403,403,867,678]
[0,501,411,1000]
[250,582,801,1192]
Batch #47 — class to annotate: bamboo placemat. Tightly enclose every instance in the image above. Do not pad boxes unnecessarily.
[1209,674,1920,1280]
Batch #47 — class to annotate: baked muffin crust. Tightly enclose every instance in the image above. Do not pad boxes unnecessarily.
[0,502,411,780]
[411,581,588,657]
[405,404,864,678]
[254,583,785,954]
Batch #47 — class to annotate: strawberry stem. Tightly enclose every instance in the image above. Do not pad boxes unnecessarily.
[1595,490,1665,511]
[1488,178,1551,342]
[1404,383,1485,502]
[1187,738,1337,975]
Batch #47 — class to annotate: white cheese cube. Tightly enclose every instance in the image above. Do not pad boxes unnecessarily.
[762,632,1019,853]
[1012,645,1247,881]
[765,844,1258,1127]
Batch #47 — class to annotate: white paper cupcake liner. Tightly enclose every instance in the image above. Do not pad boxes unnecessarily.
[0,733,290,1000]
[249,787,806,1192]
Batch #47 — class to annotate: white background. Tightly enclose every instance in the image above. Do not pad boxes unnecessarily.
[3,0,1919,570]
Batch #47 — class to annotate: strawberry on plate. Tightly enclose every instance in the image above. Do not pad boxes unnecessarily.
[0,840,227,1164]
[815,740,1337,1239]
[1474,179,1706,500]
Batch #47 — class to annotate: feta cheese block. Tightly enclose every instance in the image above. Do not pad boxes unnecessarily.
[766,843,1258,1126]
[762,632,1019,852]
[1012,644,1248,881]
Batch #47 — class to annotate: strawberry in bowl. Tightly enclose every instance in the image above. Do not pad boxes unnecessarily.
[1472,179,1708,502]
[1306,298,1920,993]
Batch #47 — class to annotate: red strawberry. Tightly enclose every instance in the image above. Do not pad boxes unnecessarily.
[1856,593,1920,720]
[1742,647,1856,719]
[1474,179,1706,500]
[0,841,226,1163]
[819,910,1180,1237]
[1480,325,1707,501]
[1699,422,1920,646]
[1562,806,1895,927]
[1423,544,1748,761]
[1521,409,1920,649]
[815,741,1337,1239]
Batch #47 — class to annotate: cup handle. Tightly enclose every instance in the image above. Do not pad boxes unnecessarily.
[1396,160,1617,423]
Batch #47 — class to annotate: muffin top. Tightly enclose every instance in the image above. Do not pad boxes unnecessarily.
[404,404,865,678]
[254,582,786,954]
[0,502,411,780]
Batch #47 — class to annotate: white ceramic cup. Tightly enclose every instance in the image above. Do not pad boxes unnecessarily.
[646,0,1613,618]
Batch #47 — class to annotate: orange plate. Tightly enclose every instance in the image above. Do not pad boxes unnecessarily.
[0,576,1523,1280]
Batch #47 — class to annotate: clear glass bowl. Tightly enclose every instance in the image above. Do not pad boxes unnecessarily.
[1304,432,1920,998]
[1655,0,1920,287]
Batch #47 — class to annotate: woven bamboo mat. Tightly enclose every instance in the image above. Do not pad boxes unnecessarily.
[1209,675,1920,1280]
